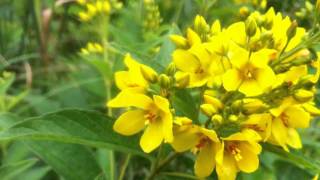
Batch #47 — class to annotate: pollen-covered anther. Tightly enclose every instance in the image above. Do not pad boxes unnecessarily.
[280,113,289,127]
[228,143,242,161]
[144,112,158,123]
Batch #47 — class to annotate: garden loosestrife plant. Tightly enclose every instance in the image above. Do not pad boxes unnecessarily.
[108,5,320,180]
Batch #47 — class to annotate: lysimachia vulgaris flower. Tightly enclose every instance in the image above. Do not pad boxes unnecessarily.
[108,6,320,180]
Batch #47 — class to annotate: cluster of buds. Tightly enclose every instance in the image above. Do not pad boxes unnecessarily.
[80,42,104,55]
[76,0,122,22]
[107,5,320,180]
[142,0,162,33]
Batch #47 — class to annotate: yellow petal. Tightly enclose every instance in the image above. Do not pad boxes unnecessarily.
[229,42,249,68]
[285,106,310,128]
[189,44,211,67]
[187,28,201,46]
[255,67,276,89]
[271,118,288,151]
[239,80,263,96]
[199,128,219,142]
[286,128,302,149]
[189,73,209,87]
[140,120,164,153]
[107,91,153,109]
[223,129,261,142]
[171,126,200,152]
[216,153,238,180]
[115,71,145,93]
[236,142,260,173]
[173,50,200,72]
[250,49,275,68]
[195,143,216,178]
[153,95,170,113]
[162,113,173,143]
[222,69,242,91]
[227,22,246,46]
[113,110,145,135]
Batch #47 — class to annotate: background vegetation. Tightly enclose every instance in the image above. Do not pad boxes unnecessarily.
[0,0,319,179]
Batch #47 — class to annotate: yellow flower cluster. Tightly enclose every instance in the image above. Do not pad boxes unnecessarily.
[77,0,111,22]
[107,8,320,179]
[80,42,104,55]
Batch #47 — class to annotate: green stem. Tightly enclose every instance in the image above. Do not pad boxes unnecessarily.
[146,152,179,180]
[118,154,131,180]
[159,172,198,179]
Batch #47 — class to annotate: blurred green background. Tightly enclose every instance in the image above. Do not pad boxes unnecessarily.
[0,0,319,179]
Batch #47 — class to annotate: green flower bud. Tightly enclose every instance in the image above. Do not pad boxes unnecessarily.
[159,74,171,89]
[228,114,238,122]
[166,63,176,76]
[286,20,298,40]
[140,66,158,83]
[293,89,314,102]
[245,17,257,37]
[211,114,223,124]
[201,104,217,117]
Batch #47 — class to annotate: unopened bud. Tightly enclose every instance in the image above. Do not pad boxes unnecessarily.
[140,65,158,83]
[228,114,238,122]
[211,114,223,124]
[166,63,176,76]
[260,31,273,42]
[201,104,217,117]
[231,100,242,112]
[303,103,320,116]
[245,17,257,37]
[243,98,268,114]
[306,1,313,12]
[286,20,298,40]
[293,89,314,102]
[239,6,250,18]
[194,15,209,33]
[175,73,190,88]
[203,95,223,109]
[159,74,171,89]
[170,35,188,48]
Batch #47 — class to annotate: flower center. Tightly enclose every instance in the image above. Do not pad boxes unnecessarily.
[196,136,210,149]
[195,67,204,74]
[144,112,158,123]
[227,142,242,161]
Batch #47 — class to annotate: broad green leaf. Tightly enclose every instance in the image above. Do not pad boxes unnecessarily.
[0,109,151,159]
[263,143,320,174]
[0,112,23,131]
[0,158,37,180]
[25,140,101,180]
[15,166,51,180]
[274,161,313,180]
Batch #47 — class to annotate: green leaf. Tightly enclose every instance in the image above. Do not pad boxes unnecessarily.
[0,158,38,180]
[263,143,320,174]
[0,112,23,131]
[0,109,151,159]
[24,140,101,180]
[274,160,313,180]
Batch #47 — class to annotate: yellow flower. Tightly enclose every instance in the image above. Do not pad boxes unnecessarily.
[216,129,262,180]
[222,44,276,96]
[171,118,221,178]
[242,113,272,141]
[115,54,157,93]
[269,98,311,151]
[80,42,104,54]
[173,44,215,87]
[108,91,173,153]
